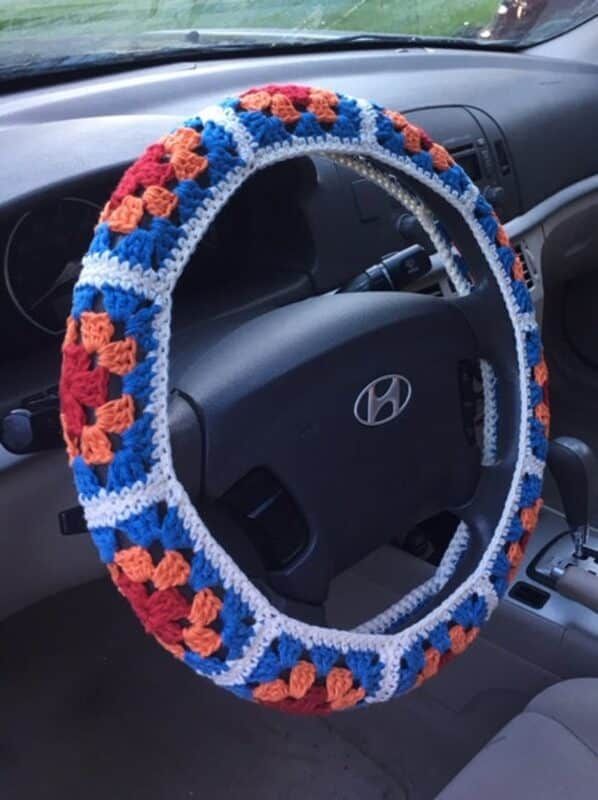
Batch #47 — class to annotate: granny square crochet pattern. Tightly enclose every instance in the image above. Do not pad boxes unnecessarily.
[59,85,548,714]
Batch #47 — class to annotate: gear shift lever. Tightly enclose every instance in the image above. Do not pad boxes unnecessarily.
[535,436,598,612]
[547,436,598,559]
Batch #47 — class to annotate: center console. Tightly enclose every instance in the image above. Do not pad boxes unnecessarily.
[506,436,598,638]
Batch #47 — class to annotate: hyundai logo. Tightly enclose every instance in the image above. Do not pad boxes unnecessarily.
[353,374,412,426]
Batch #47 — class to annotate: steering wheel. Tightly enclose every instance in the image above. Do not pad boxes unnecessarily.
[59,85,548,714]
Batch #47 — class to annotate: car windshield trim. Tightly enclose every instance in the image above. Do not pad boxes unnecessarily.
[0,36,522,87]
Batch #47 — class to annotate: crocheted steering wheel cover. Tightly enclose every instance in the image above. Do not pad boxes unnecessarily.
[59,85,548,714]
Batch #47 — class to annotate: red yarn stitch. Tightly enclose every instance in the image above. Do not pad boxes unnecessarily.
[115,572,190,645]
[244,84,312,107]
[420,130,434,150]
[266,685,332,716]
[60,343,109,436]
[106,143,174,215]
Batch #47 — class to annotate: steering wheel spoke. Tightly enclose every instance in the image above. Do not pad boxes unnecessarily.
[172,291,484,607]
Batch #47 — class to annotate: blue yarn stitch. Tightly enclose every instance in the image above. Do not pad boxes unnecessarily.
[309,645,339,677]
[189,550,221,591]
[474,192,494,218]
[124,305,159,353]
[375,113,405,157]
[72,285,98,318]
[239,110,292,147]
[102,285,143,322]
[277,634,304,669]
[106,448,149,493]
[526,330,542,367]
[174,180,213,224]
[505,514,525,543]
[530,381,544,407]
[72,455,101,497]
[181,115,204,132]
[453,594,487,629]
[530,418,549,460]
[330,97,361,140]
[512,280,533,313]
[90,527,117,562]
[520,474,542,508]
[184,651,228,676]
[248,647,282,684]
[497,245,516,275]
[345,651,382,694]
[428,621,452,653]
[293,111,327,140]
[122,358,156,406]
[411,149,435,176]
[220,590,253,660]
[396,639,425,694]
[159,507,193,551]
[119,505,161,548]
[114,228,154,271]
[88,222,112,256]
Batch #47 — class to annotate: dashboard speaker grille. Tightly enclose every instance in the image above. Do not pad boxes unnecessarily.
[514,244,534,290]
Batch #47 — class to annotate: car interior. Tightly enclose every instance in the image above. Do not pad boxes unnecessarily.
[3,2,598,798]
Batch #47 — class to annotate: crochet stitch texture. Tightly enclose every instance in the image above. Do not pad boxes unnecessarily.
[59,85,548,714]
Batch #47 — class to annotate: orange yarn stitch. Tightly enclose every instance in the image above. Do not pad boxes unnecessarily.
[422,647,442,683]
[114,545,154,583]
[80,312,115,354]
[253,678,289,703]
[95,394,135,435]
[534,359,549,387]
[330,686,365,711]
[385,109,408,130]
[521,498,543,532]
[170,147,208,181]
[142,185,178,218]
[240,90,272,111]
[152,550,191,590]
[106,562,120,584]
[403,124,422,153]
[63,316,79,348]
[288,660,317,699]
[80,424,114,465]
[162,126,201,153]
[182,624,222,657]
[496,224,510,247]
[60,413,79,461]
[98,337,137,376]
[535,401,550,428]
[307,89,338,124]
[507,541,525,571]
[189,588,222,627]
[325,667,354,703]
[448,624,471,655]
[270,92,301,124]
[429,144,454,171]
[106,194,144,234]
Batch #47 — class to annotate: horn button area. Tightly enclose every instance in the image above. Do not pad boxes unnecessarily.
[172,290,482,612]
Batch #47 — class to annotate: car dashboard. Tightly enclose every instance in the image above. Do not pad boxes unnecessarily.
[2,45,598,628]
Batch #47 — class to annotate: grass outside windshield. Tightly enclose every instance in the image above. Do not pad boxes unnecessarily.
[0,1,500,41]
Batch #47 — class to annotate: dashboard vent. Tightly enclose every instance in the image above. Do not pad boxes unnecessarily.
[514,244,534,290]
[494,139,511,176]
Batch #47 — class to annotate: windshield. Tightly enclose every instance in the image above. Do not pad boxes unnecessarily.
[2,1,598,80]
